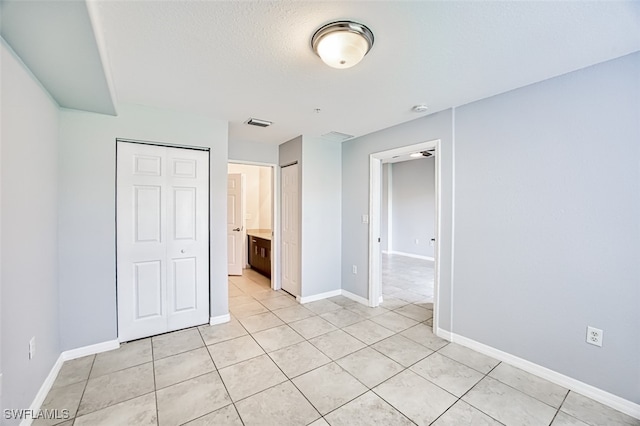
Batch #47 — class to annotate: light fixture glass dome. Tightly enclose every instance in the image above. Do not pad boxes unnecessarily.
[312,21,374,69]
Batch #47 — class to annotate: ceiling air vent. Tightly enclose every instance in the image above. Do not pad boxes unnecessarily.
[246,118,272,127]
[321,131,354,143]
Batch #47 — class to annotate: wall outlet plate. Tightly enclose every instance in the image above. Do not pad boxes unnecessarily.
[352,265,357,274]
[586,326,603,347]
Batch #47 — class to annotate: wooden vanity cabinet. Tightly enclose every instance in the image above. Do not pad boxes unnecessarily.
[248,235,271,278]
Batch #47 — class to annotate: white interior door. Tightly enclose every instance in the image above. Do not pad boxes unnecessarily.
[281,164,300,296]
[117,141,209,342]
[227,173,243,276]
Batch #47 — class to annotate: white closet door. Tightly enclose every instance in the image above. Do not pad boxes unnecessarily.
[117,142,209,342]
[281,163,300,296]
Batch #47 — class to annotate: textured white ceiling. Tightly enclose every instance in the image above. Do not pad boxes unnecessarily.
[6,1,640,146]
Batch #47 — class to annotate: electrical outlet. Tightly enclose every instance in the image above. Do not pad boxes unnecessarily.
[586,326,603,347]
[352,265,357,274]
[361,214,369,224]
[29,337,36,359]
[415,239,419,244]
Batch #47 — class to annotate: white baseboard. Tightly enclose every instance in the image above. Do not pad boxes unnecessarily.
[388,250,434,261]
[19,355,65,426]
[341,289,370,306]
[449,332,640,420]
[299,289,342,304]
[435,327,453,341]
[62,339,120,361]
[20,339,120,426]
[209,314,231,325]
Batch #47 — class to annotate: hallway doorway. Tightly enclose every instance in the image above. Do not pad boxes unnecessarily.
[368,139,441,332]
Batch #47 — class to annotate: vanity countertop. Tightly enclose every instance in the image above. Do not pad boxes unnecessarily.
[247,229,272,241]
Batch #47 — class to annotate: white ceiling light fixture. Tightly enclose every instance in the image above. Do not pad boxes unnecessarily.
[311,21,374,69]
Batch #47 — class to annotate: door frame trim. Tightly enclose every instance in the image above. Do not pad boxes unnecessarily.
[368,139,442,333]
[116,137,210,151]
[227,160,280,291]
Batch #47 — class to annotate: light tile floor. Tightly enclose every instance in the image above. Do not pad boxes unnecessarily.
[382,253,434,304]
[39,268,638,426]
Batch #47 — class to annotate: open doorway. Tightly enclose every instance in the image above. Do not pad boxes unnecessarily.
[227,162,277,292]
[369,139,442,332]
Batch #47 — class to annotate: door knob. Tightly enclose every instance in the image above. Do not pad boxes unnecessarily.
[233,227,241,232]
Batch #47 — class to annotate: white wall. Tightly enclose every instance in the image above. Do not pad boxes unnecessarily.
[228,163,261,230]
[227,163,272,231]
[58,104,228,350]
[1,40,61,423]
[259,166,272,229]
[390,158,436,258]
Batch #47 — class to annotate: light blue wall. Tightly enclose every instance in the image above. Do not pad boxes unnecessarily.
[342,51,640,405]
[301,137,342,297]
[58,104,229,350]
[453,52,640,403]
[1,40,61,423]
[390,158,436,258]
[342,110,454,329]
[277,136,342,298]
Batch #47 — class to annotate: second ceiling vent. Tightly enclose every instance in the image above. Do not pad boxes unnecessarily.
[245,118,273,127]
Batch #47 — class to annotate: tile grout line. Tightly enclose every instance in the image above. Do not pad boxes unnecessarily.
[151,337,160,426]
[68,352,97,423]
[549,389,572,425]
[226,310,324,424]
[196,325,247,426]
[450,361,506,425]
[70,345,158,422]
